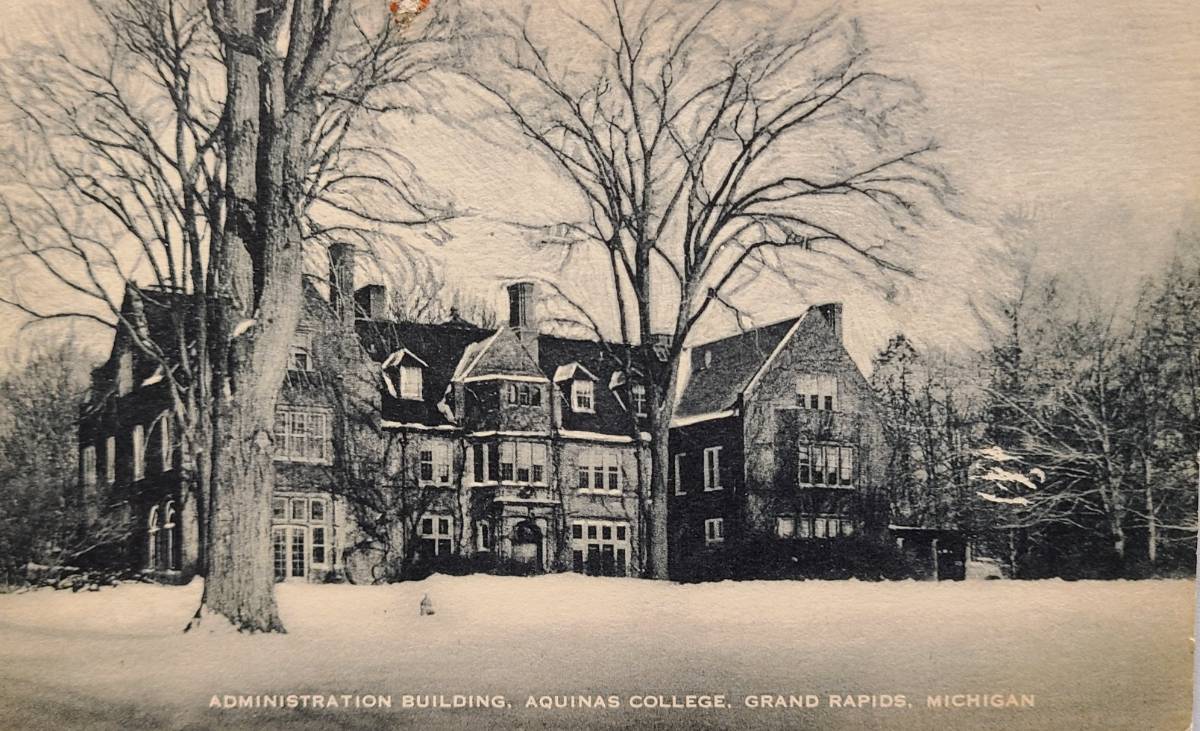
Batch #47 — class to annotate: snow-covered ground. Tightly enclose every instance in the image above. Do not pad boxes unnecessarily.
[0,575,1193,730]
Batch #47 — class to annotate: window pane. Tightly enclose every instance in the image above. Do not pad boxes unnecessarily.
[421,518,433,535]
[572,524,583,539]
[825,446,839,484]
[272,499,287,520]
[291,499,307,521]
[840,447,854,484]
[616,526,626,541]
[310,499,325,522]
[438,518,450,535]
[587,525,597,539]
[776,517,795,538]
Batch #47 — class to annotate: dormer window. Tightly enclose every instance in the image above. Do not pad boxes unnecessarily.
[631,384,647,417]
[382,349,428,402]
[572,380,594,413]
[554,362,598,414]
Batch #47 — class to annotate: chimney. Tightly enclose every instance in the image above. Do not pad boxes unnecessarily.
[354,284,388,320]
[816,303,843,344]
[328,243,355,327]
[507,281,539,361]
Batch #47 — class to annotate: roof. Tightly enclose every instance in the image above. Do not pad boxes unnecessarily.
[355,319,493,425]
[675,316,802,418]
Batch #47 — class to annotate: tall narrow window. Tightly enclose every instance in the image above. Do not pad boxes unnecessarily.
[311,527,327,566]
[420,448,434,482]
[132,425,145,481]
[117,351,133,395]
[105,436,116,484]
[703,447,721,491]
[476,521,493,551]
[472,444,486,483]
[499,442,515,481]
[81,446,97,489]
[160,415,173,472]
[673,452,685,495]
[147,506,160,569]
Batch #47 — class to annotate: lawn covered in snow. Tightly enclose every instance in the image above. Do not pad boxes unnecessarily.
[0,575,1194,730]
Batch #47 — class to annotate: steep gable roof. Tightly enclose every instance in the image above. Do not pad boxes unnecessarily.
[675,315,803,418]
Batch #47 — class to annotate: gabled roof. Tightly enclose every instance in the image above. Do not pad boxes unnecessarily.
[675,315,803,418]
[553,361,598,382]
[355,319,493,425]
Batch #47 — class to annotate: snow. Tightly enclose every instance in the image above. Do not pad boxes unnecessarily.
[0,576,1192,729]
[230,319,256,338]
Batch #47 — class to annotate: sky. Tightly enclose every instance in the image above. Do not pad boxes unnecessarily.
[0,0,1197,370]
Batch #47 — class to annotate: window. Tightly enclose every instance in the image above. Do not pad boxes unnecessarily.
[507,383,542,406]
[311,527,327,566]
[794,514,854,539]
[291,498,307,521]
[290,347,312,372]
[105,436,116,484]
[703,447,721,491]
[81,446,97,489]
[273,408,332,463]
[776,516,795,538]
[577,449,621,493]
[471,443,486,483]
[631,384,647,417]
[162,502,177,570]
[705,518,724,545]
[420,515,454,557]
[310,498,326,522]
[272,498,288,521]
[132,425,145,481]
[420,442,452,485]
[159,415,173,472]
[476,521,494,551]
[572,379,594,413]
[796,374,837,411]
[798,443,855,487]
[147,505,159,569]
[673,453,685,495]
[481,441,546,485]
[399,364,423,400]
[570,520,629,576]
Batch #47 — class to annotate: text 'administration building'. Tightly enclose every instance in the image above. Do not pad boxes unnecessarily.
[78,247,886,583]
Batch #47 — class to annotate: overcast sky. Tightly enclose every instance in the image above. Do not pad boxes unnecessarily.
[0,0,1197,369]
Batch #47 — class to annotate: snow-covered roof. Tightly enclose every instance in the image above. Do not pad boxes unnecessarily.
[553,362,598,382]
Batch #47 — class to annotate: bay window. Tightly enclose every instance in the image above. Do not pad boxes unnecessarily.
[798,443,855,487]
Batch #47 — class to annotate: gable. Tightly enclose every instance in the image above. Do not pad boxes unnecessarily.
[675,316,801,418]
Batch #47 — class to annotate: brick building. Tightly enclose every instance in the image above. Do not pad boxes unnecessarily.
[79,249,886,583]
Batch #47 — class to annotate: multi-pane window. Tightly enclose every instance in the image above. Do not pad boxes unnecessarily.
[81,446,97,489]
[420,516,454,557]
[105,436,116,484]
[631,384,647,416]
[796,374,838,411]
[570,520,629,576]
[572,379,594,412]
[796,514,854,539]
[703,447,721,491]
[505,442,545,483]
[399,365,423,400]
[705,518,724,545]
[576,449,621,493]
[159,414,173,472]
[273,408,332,463]
[673,452,685,495]
[271,494,333,581]
[506,383,542,406]
[798,443,855,487]
[132,425,145,481]
[311,527,327,565]
[419,442,453,485]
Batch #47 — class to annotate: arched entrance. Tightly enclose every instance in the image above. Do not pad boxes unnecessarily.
[511,520,543,573]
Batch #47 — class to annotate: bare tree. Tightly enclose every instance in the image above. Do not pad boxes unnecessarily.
[0,0,446,630]
[461,0,948,576]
